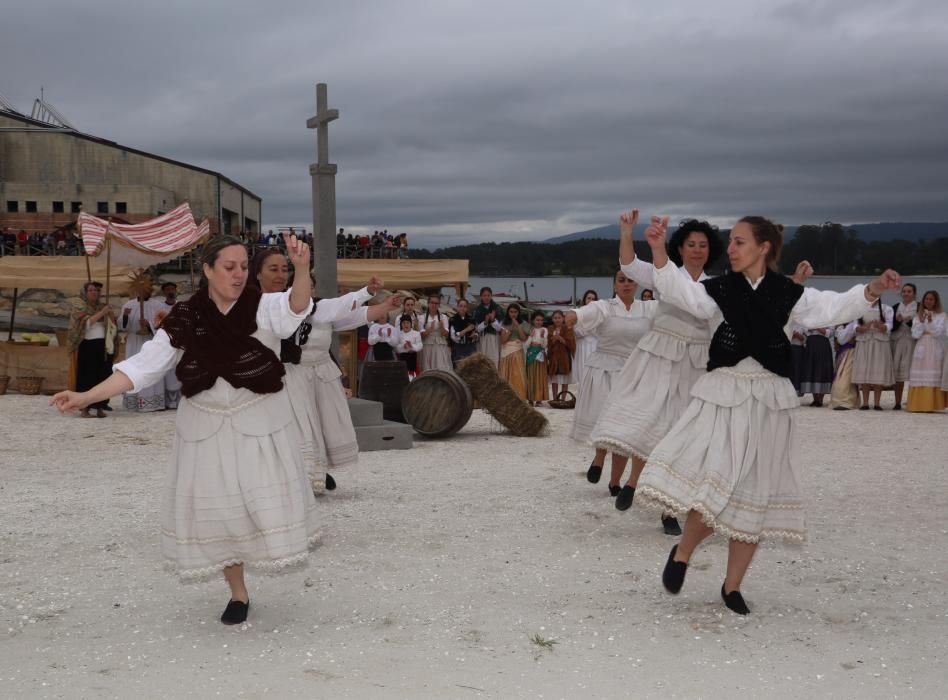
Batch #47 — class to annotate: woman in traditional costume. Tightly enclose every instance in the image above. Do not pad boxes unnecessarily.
[571,290,600,389]
[66,281,117,418]
[52,234,317,625]
[568,270,657,497]
[799,327,835,407]
[829,321,860,410]
[634,215,899,615]
[499,303,529,399]
[251,249,395,493]
[591,214,722,533]
[419,294,452,373]
[890,283,918,410]
[852,299,895,410]
[546,309,576,402]
[906,291,947,412]
[473,287,504,368]
[524,310,549,406]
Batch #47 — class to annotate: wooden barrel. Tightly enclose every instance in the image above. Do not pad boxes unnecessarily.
[358,360,410,422]
[401,370,473,437]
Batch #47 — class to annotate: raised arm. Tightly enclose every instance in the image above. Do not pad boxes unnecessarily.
[618,208,640,266]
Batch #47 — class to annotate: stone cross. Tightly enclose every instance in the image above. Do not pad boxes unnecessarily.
[306,83,339,299]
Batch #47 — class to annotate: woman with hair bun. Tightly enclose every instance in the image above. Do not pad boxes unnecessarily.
[634,215,900,615]
[52,234,319,626]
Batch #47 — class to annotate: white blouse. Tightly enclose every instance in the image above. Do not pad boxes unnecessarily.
[911,311,946,339]
[651,263,874,336]
[115,290,313,393]
[397,329,423,353]
[368,322,399,347]
[573,296,659,336]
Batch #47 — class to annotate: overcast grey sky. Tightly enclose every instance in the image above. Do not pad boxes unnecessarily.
[3,0,947,247]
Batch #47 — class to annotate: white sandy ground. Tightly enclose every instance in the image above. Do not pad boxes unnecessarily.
[0,394,945,700]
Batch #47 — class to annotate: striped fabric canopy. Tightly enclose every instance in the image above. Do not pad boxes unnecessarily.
[78,203,210,267]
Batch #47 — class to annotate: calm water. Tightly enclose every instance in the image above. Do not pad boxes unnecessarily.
[445,275,948,306]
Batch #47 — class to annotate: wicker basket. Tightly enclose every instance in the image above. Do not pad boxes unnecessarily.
[0,375,9,396]
[16,376,45,395]
[548,390,576,409]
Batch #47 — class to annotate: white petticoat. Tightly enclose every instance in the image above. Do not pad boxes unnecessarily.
[591,326,708,460]
[161,384,321,582]
[636,358,806,544]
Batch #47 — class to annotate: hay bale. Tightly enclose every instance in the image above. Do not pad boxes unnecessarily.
[456,353,548,437]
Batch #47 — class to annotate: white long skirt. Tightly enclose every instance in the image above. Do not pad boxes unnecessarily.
[637,358,805,544]
[891,326,916,382]
[477,333,501,368]
[572,334,598,389]
[420,340,453,373]
[284,362,358,486]
[592,331,707,460]
[161,387,320,582]
[570,351,625,444]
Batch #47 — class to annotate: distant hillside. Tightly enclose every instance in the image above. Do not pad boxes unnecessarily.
[545,222,948,244]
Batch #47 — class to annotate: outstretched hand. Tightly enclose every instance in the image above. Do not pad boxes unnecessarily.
[50,390,89,414]
[619,209,640,237]
[367,276,384,295]
[283,233,311,269]
[791,261,814,285]
[868,269,901,298]
[385,294,402,311]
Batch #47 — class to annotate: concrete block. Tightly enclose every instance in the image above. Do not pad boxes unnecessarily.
[348,397,383,427]
[354,420,413,452]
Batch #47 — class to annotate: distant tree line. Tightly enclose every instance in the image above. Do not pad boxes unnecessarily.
[409,224,948,276]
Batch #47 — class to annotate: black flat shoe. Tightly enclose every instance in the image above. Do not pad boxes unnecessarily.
[325,473,337,491]
[608,484,621,497]
[721,585,750,615]
[873,405,883,411]
[615,484,635,511]
[832,406,848,411]
[662,545,688,594]
[220,599,250,625]
[892,404,902,410]
[661,515,682,536]
[586,463,603,484]
[859,405,870,410]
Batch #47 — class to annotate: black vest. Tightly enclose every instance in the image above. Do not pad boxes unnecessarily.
[702,270,805,379]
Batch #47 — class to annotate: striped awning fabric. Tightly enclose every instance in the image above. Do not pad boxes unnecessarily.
[78,203,210,267]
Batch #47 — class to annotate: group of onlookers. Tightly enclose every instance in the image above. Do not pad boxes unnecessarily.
[336,228,409,259]
[1,228,84,255]
[796,282,948,412]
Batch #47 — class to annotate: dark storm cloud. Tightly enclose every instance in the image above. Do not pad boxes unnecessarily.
[3,0,947,245]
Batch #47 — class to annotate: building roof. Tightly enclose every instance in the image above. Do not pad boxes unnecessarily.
[0,108,261,202]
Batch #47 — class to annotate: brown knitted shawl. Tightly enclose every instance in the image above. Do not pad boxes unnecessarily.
[160,286,285,398]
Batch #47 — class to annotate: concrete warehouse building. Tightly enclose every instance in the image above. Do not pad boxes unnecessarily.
[0,106,260,237]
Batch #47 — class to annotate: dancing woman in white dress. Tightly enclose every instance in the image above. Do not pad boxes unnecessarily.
[634,216,900,615]
[52,234,318,626]
[591,211,723,533]
[567,272,658,496]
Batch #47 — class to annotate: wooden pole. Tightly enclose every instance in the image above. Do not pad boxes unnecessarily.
[7,288,17,341]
